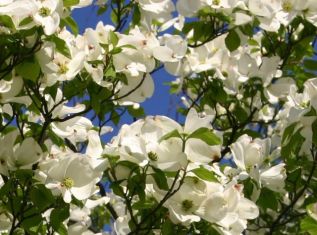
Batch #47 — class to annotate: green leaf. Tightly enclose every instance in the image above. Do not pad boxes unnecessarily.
[132,5,141,25]
[21,215,42,232]
[233,105,248,123]
[241,129,262,139]
[9,197,23,216]
[30,184,55,211]
[109,31,119,46]
[13,228,25,235]
[281,122,298,145]
[47,35,71,58]
[162,219,175,235]
[104,154,120,166]
[0,15,15,29]
[120,44,137,50]
[44,83,59,101]
[97,5,108,15]
[71,197,85,208]
[301,216,317,235]
[127,106,145,118]
[225,29,240,52]
[63,77,87,99]
[111,182,125,197]
[90,92,101,114]
[111,110,120,125]
[132,199,156,210]
[304,107,317,117]
[192,167,218,182]
[63,0,79,7]
[110,47,122,55]
[281,127,305,159]
[304,59,317,71]
[15,169,33,184]
[286,167,302,191]
[50,206,70,234]
[151,167,169,190]
[182,21,214,44]
[15,57,41,82]
[248,38,259,46]
[105,67,116,78]
[61,16,79,36]
[111,11,118,25]
[159,129,182,143]
[243,178,255,198]
[117,160,139,169]
[257,188,278,211]
[19,16,33,27]
[0,179,13,199]
[187,127,221,146]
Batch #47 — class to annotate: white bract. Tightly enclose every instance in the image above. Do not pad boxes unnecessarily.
[230,134,286,192]
[33,0,61,35]
[45,154,101,203]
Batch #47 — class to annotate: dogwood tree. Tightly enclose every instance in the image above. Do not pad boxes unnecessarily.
[0,0,317,234]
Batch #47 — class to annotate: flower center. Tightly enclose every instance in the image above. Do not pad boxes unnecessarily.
[39,7,51,17]
[58,63,69,74]
[282,1,293,12]
[148,151,158,161]
[181,199,194,212]
[300,101,309,108]
[212,0,220,5]
[62,177,74,189]
[192,177,199,184]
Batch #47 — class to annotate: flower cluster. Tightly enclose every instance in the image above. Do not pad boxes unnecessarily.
[0,0,317,234]
[104,109,261,234]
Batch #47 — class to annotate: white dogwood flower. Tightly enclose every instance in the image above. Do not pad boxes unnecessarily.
[33,0,61,35]
[230,134,286,192]
[46,155,100,203]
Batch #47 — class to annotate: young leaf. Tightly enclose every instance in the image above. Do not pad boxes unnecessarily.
[127,106,145,118]
[47,35,71,58]
[192,167,218,182]
[187,127,221,146]
[61,16,79,36]
[159,129,182,143]
[110,47,122,54]
[301,216,317,235]
[19,16,33,27]
[63,0,79,7]
[0,15,15,29]
[109,31,119,47]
